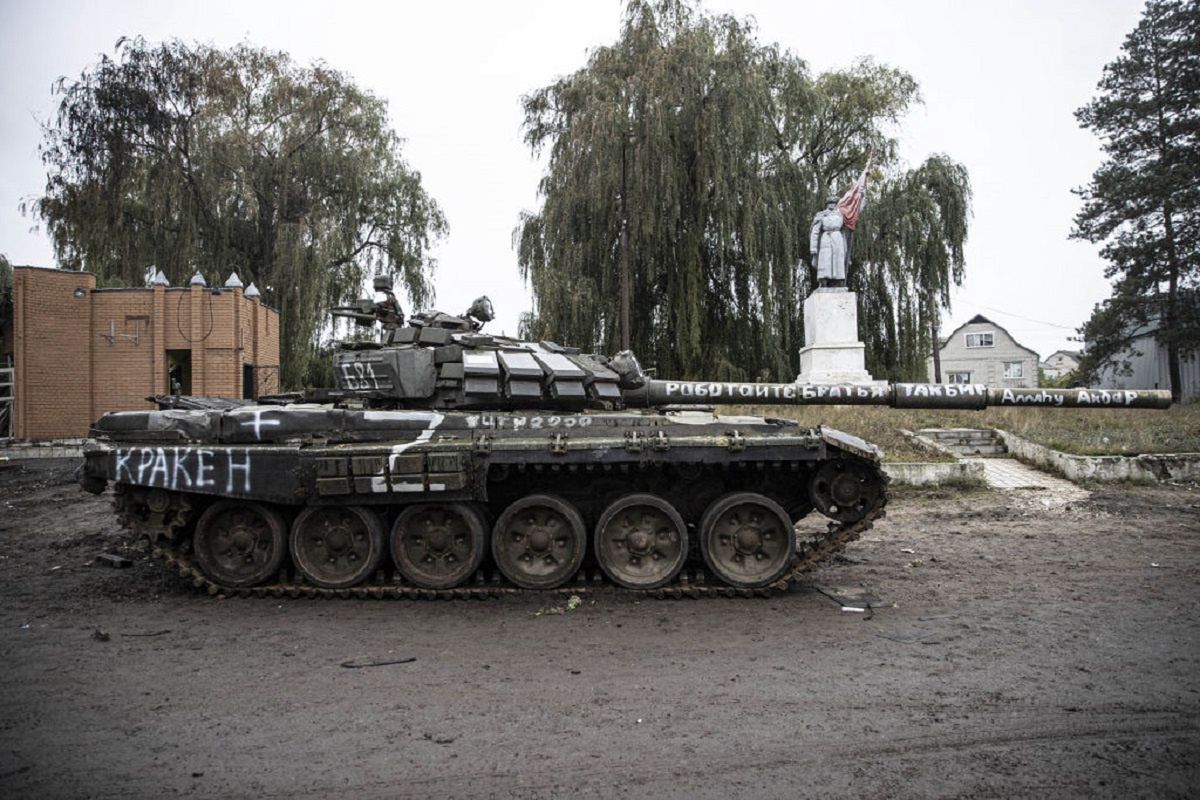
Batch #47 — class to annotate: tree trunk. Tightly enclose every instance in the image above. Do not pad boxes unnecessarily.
[931,319,942,383]
[619,138,631,352]
[1150,25,1182,401]
[928,291,942,383]
[1163,203,1182,401]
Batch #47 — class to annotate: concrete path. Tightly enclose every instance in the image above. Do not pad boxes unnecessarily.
[964,456,1089,506]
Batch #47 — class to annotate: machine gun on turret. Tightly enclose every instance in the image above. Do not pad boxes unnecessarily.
[331,275,405,329]
[331,276,497,337]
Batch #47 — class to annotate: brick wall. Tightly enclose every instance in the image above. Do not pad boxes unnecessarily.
[13,267,281,440]
[12,268,95,439]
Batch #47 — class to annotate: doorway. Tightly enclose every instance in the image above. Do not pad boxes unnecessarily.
[243,364,254,399]
[166,349,192,396]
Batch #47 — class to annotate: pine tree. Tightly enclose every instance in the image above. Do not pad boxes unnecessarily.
[1073,0,1200,400]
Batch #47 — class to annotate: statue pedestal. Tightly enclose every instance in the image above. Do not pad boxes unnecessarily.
[796,289,883,385]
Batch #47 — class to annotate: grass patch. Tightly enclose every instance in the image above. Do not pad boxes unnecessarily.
[726,404,950,462]
[890,481,991,500]
[724,403,1200,459]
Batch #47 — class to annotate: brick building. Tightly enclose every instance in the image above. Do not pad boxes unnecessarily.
[8,266,280,440]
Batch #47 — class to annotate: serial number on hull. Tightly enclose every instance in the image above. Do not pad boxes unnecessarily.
[465,414,594,430]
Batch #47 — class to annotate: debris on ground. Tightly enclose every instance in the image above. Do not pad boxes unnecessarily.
[814,584,884,610]
[339,657,417,669]
[534,594,584,617]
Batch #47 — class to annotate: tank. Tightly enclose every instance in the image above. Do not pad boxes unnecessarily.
[77,279,1172,598]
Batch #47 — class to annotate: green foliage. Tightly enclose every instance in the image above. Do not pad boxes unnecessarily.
[517,0,970,381]
[30,37,446,388]
[1073,0,1199,399]
[856,155,971,381]
[0,253,10,292]
[1039,367,1078,389]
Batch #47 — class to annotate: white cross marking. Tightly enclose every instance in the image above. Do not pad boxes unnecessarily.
[241,408,283,441]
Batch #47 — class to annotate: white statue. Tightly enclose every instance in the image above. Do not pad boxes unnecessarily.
[809,195,847,287]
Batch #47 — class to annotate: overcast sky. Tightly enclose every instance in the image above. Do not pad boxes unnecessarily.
[0,0,1146,362]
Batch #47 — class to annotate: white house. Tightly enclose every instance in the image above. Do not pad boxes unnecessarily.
[1040,349,1082,381]
[928,315,1039,388]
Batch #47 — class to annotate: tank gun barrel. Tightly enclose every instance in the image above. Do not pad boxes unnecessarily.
[625,380,1172,410]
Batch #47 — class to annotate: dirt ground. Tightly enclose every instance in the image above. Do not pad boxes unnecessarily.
[1,459,1197,799]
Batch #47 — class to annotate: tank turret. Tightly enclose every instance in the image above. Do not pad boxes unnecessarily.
[328,278,623,408]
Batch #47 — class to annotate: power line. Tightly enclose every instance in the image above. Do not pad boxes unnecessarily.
[954,297,1078,331]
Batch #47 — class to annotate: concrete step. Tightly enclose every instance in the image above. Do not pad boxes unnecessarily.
[915,428,1008,458]
[920,428,996,440]
[950,444,1008,456]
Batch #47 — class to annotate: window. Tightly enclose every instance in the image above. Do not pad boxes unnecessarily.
[965,331,994,348]
[1003,361,1023,379]
[947,371,972,384]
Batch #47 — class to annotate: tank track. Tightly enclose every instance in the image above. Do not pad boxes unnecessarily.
[115,473,889,601]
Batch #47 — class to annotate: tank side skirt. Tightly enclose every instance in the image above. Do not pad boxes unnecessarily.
[84,436,835,507]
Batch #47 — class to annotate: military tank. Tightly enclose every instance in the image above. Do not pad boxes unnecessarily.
[77,277,1172,598]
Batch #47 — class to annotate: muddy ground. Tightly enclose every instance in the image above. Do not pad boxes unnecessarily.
[0,459,1197,799]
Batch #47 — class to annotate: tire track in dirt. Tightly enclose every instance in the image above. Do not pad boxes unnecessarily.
[247,710,1199,799]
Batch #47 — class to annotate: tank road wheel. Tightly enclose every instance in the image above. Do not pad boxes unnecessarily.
[492,495,586,590]
[809,460,883,524]
[594,494,688,589]
[698,492,796,589]
[391,503,488,589]
[193,500,287,588]
[290,506,385,589]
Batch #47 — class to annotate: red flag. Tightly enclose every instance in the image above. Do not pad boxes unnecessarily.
[837,156,871,231]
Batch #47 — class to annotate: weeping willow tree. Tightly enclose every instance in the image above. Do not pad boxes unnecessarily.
[855,157,972,381]
[517,0,970,381]
[31,37,446,388]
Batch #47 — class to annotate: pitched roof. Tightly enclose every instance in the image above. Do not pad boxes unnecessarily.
[938,314,1039,359]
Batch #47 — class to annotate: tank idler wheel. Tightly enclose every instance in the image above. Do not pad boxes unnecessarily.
[391,503,488,589]
[809,460,882,523]
[594,494,688,589]
[290,506,385,589]
[698,492,796,589]
[492,495,586,590]
[193,500,287,588]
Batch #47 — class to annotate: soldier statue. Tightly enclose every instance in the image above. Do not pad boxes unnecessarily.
[809,159,870,290]
[809,194,848,289]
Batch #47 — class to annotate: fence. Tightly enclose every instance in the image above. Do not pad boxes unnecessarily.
[0,364,12,439]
